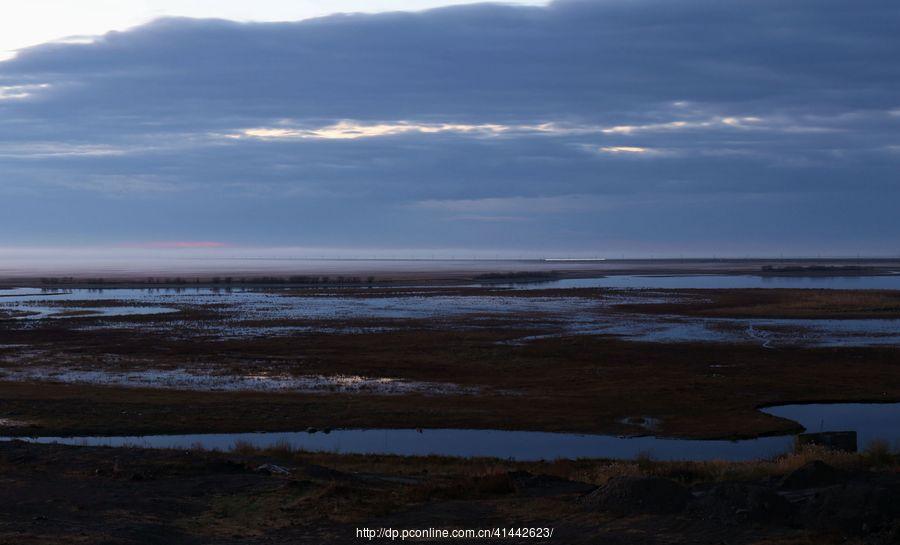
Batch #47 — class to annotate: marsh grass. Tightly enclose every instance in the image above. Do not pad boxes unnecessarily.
[214,439,899,489]
[580,443,898,485]
[624,289,900,319]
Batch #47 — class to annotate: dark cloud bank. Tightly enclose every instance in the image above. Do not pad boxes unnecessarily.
[1,0,898,255]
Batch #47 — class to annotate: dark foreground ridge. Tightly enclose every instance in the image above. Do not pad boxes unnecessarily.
[2,441,900,544]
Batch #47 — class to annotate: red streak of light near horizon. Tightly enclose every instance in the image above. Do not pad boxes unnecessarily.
[118,242,228,249]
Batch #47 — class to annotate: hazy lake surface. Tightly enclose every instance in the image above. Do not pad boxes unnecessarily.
[7,403,897,461]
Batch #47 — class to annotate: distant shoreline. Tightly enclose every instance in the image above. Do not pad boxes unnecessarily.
[1,257,898,288]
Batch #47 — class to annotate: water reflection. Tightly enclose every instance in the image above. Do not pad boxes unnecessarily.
[1,428,795,461]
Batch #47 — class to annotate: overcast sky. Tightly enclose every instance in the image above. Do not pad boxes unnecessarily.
[1,0,898,257]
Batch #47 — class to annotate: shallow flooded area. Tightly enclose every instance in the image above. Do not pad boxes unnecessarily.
[0,367,477,395]
[2,283,900,348]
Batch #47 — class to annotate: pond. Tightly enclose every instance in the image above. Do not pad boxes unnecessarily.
[762,402,900,450]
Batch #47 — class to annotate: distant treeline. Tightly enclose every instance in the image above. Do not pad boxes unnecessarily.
[760,265,876,275]
[474,271,562,282]
[38,276,378,286]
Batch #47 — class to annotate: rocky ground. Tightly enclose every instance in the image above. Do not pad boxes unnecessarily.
[1,441,900,544]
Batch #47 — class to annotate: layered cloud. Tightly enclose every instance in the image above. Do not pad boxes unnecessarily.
[1,0,898,253]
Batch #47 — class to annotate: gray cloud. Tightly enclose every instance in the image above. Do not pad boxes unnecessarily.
[0,0,898,253]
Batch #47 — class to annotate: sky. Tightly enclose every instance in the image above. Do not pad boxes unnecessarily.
[1,0,899,258]
[0,1,549,61]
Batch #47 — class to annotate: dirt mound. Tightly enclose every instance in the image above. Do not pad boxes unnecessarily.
[582,476,691,515]
[299,463,356,482]
[690,482,791,524]
[799,481,900,534]
[780,460,844,490]
[506,471,596,497]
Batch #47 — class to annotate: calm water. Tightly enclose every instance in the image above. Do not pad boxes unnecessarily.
[1,428,795,461]
[6,403,898,461]
[762,403,900,449]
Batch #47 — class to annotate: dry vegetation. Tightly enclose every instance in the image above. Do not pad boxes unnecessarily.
[2,306,900,439]
[225,440,899,488]
[617,289,900,319]
[2,439,899,544]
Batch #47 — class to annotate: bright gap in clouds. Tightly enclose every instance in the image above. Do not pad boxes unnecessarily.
[0,0,549,61]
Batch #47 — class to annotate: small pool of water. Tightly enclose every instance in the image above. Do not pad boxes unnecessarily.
[9,305,179,320]
[0,288,52,297]
[568,316,900,348]
[5,403,897,461]
[761,403,900,449]
[0,367,474,395]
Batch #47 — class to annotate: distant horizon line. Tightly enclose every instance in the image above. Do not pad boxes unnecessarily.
[5,256,898,262]
[2,246,900,262]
